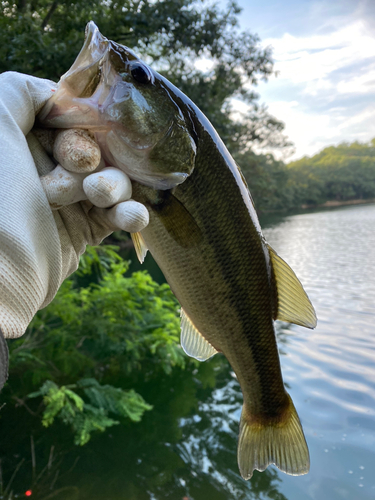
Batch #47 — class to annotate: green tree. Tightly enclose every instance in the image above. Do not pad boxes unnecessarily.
[236,138,375,213]
[3,246,187,445]
[235,150,293,212]
[0,0,290,155]
[287,139,375,206]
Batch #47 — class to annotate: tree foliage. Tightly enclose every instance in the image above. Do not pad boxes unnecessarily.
[28,378,152,445]
[5,246,187,444]
[286,139,375,207]
[238,138,375,213]
[235,150,292,212]
[0,0,290,154]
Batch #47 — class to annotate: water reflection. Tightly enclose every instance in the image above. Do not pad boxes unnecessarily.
[176,366,289,500]
[264,204,375,500]
[1,360,288,500]
[2,204,375,499]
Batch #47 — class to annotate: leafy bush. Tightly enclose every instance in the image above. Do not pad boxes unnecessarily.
[28,378,152,445]
[6,246,187,444]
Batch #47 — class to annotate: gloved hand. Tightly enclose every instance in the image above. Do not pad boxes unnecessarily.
[0,72,149,348]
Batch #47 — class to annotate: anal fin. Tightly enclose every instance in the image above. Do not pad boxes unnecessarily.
[268,245,317,329]
[180,309,218,361]
[131,232,148,264]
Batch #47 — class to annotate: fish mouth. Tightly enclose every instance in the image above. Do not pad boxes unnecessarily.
[55,21,137,100]
[38,21,139,129]
[38,22,109,126]
[63,21,109,98]
[38,22,194,191]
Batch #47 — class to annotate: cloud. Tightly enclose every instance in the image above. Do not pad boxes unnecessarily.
[263,100,375,160]
[336,65,375,95]
[252,10,375,160]
[265,21,375,91]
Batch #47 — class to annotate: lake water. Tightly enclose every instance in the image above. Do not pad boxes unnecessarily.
[2,203,375,499]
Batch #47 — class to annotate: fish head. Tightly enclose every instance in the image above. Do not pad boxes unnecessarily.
[39,21,196,189]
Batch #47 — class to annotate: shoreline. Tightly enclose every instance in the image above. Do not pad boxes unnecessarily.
[301,198,375,210]
[259,198,375,218]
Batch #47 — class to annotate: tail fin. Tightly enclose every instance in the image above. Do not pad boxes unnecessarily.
[238,394,309,480]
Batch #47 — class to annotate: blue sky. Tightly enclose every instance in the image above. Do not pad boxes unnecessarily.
[226,0,375,160]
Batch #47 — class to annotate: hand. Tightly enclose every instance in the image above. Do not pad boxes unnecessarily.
[0,72,149,345]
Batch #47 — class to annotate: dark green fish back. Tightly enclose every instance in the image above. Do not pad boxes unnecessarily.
[133,121,287,417]
[129,80,314,479]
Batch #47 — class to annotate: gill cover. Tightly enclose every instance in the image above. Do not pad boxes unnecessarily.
[39,22,196,190]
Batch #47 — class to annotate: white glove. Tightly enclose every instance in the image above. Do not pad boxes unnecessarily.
[0,72,149,342]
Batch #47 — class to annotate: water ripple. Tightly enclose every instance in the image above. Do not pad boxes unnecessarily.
[263,205,375,499]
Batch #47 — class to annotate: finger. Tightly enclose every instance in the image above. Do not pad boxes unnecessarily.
[83,167,132,208]
[32,128,57,155]
[53,129,102,173]
[90,200,149,233]
[40,165,88,210]
[33,128,102,174]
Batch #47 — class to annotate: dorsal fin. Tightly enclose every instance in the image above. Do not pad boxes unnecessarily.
[131,232,148,263]
[180,309,218,361]
[268,245,317,329]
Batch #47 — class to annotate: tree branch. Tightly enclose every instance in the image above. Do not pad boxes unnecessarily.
[42,0,59,29]
[12,396,38,416]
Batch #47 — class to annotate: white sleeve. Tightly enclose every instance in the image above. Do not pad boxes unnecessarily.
[0,72,64,338]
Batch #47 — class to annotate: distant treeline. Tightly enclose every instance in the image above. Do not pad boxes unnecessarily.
[237,139,375,213]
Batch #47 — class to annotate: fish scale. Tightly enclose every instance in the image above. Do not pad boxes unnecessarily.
[131,104,313,477]
[133,124,289,420]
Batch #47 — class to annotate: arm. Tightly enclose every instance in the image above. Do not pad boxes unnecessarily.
[0,72,149,389]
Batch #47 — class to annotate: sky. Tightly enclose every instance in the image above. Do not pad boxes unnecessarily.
[227,0,375,160]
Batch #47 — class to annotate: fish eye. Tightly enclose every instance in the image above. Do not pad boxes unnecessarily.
[130,63,152,84]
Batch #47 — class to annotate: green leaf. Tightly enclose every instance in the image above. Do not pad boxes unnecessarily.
[77,378,153,423]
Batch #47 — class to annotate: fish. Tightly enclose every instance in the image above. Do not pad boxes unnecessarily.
[39,21,317,480]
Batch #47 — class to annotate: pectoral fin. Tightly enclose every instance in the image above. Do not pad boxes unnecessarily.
[154,192,202,248]
[268,245,317,329]
[180,309,218,361]
[131,232,148,263]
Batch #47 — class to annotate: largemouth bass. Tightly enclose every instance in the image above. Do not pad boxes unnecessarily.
[39,22,317,480]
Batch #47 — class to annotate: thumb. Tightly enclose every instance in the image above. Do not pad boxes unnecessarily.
[0,72,56,135]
